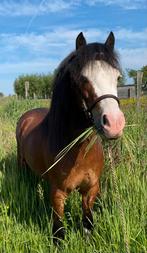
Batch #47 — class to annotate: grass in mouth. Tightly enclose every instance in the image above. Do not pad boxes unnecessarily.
[42,123,139,176]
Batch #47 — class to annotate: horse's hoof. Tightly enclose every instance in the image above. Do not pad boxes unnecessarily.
[83,227,92,240]
[84,227,91,235]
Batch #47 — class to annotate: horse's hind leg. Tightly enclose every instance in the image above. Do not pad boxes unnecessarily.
[50,186,67,243]
[16,141,27,169]
[82,182,100,234]
[16,141,23,168]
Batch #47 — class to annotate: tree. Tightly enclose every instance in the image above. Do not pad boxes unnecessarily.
[14,73,54,98]
[141,66,147,92]
[127,65,147,86]
[42,74,54,98]
[118,71,127,86]
[127,69,137,84]
[0,92,4,98]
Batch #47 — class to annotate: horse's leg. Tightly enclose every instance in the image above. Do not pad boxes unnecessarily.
[50,186,67,242]
[16,142,23,168]
[17,142,28,170]
[82,182,100,234]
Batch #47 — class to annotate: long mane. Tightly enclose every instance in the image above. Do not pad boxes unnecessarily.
[48,42,120,154]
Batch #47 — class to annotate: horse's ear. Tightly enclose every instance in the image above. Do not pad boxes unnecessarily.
[76,32,87,50]
[105,31,115,50]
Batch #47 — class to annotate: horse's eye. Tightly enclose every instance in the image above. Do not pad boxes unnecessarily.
[117,75,122,82]
[79,75,89,86]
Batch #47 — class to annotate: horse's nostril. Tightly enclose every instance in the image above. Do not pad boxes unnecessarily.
[102,114,108,125]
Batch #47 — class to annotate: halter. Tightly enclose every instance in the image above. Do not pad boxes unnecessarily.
[88,94,120,112]
[82,94,120,123]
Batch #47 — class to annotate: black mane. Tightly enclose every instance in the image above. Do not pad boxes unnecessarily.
[48,42,120,154]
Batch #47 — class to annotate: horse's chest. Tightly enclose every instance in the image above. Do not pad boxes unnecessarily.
[61,162,100,194]
[80,168,98,192]
[48,139,103,194]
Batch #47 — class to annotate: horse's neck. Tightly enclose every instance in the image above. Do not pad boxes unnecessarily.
[47,78,91,154]
[48,103,89,154]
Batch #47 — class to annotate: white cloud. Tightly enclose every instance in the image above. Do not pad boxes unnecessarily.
[0,0,146,18]
[0,27,146,54]
[0,29,78,62]
[0,0,74,16]
[0,58,58,75]
[119,47,147,69]
[115,28,147,41]
[86,0,147,9]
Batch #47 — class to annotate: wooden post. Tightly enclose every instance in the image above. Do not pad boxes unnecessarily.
[33,93,36,99]
[25,81,29,99]
[136,71,143,110]
[128,88,131,98]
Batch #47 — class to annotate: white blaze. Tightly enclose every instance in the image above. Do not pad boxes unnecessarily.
[82,60,121,114]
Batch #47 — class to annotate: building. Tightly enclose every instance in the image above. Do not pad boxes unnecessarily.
[118,85,136,99]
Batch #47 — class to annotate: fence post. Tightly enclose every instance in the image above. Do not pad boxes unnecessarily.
[136,71,143,110]
[33,93,36,99]
[25,81,29,99]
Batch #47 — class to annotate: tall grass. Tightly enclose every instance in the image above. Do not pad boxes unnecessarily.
[0,97,147,253]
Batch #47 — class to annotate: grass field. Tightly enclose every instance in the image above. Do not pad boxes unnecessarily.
[0,97,147,253]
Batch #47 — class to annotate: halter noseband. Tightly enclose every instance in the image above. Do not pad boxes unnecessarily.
[88,94,120,112]
[82,94,120,123]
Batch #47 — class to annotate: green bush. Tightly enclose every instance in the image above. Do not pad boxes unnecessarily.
[14,73,54,99]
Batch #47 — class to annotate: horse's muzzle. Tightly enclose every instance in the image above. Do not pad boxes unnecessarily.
[95,111,125,139]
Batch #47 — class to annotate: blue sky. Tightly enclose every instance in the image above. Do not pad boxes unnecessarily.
[0,0,147,95]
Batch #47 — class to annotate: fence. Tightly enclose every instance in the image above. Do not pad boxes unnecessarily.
[17,71,146,100]
[118,85,136,99]
[118,71,145,99]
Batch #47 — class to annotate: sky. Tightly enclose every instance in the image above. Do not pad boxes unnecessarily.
[0,0,147,95]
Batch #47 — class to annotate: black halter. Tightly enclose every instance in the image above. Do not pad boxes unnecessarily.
[82,94,120,123]
[88,94,120,112]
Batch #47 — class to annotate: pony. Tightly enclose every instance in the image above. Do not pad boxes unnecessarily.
[16,31,125,241]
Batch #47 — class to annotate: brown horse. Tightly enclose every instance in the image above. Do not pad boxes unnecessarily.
[16,32,125,241]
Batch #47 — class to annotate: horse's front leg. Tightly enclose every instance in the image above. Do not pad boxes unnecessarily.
[82,182,100,234]
[50,186,67,242]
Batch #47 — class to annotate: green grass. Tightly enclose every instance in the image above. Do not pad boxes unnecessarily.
[0,97,147,253]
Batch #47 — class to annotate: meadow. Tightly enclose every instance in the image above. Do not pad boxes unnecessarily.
[0,97,147,253]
